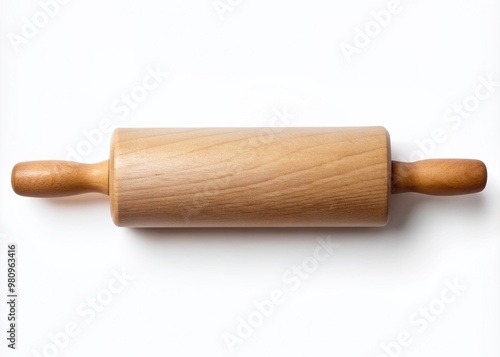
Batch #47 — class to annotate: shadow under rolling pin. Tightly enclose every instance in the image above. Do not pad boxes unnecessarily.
[11,127,487,227]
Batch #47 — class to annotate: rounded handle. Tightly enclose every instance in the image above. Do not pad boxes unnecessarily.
[11,160,109,197]
[391,159,487,195]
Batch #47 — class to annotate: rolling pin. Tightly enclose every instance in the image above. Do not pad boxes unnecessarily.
[11,127,487,227]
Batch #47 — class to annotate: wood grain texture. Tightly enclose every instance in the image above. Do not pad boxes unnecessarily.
[11,160,108,197]
[391,159,487,195]
[109,127,391,227]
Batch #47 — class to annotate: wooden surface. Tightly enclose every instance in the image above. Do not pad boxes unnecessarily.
[11,160,108,197]
[391,159,487,195]
[11,127,488,227]
[109,127,391,227]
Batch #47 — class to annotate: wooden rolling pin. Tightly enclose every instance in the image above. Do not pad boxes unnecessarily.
[11,127,487,227]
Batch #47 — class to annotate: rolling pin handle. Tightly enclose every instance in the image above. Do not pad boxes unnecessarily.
[11,160,109,198]
[391,159,487,196]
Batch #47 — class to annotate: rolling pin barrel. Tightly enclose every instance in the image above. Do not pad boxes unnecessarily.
[11,127,487,227]
[109,127,391,227]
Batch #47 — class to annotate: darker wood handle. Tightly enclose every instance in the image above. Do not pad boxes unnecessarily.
[391,159,487,195]
[11,160,109,197]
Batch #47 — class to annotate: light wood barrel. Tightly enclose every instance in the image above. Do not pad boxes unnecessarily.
[109,127,391,227]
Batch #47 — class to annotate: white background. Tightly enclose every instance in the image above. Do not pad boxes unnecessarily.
[1,0,499,356]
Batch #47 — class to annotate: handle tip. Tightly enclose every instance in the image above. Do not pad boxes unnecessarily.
[11,162,40,197]
[470,160,487,192]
